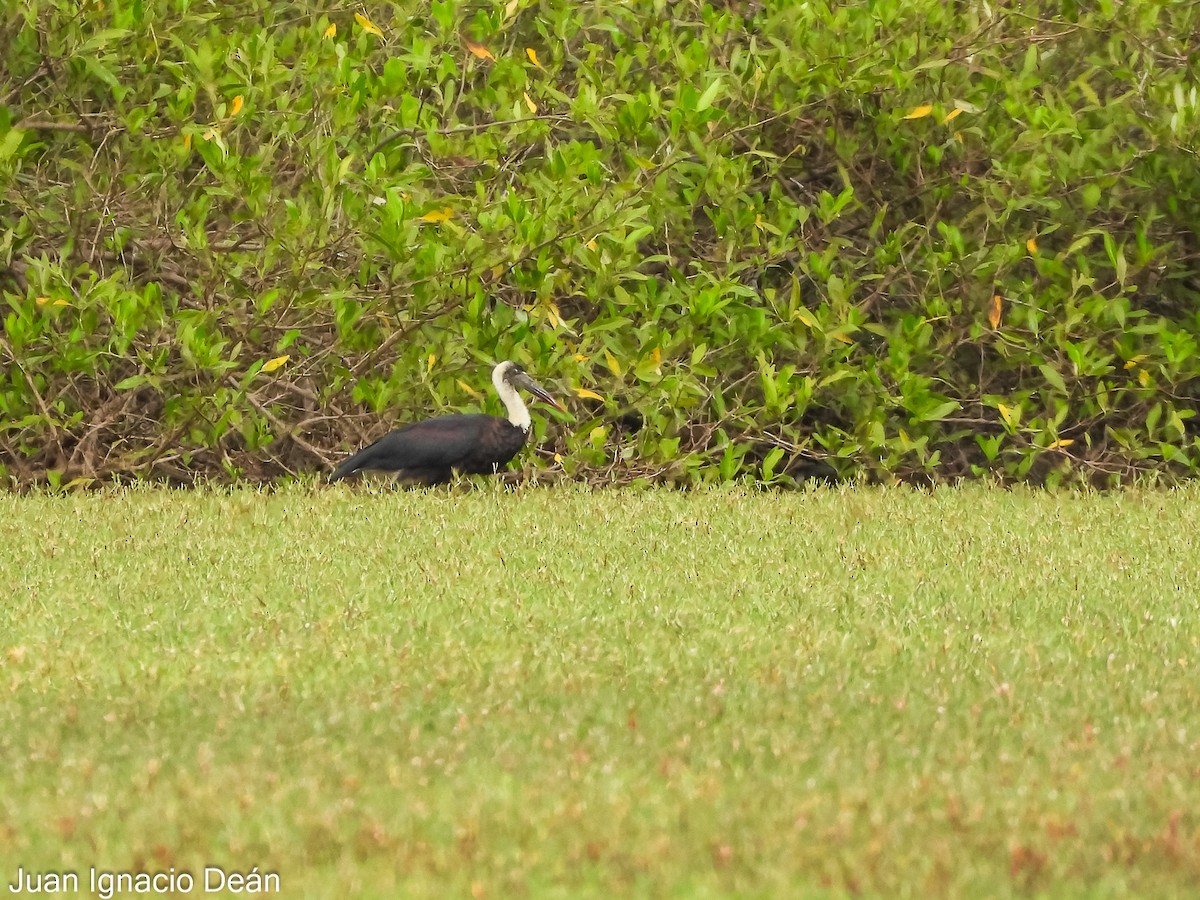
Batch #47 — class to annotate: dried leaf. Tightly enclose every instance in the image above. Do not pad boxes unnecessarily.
[988,294,1003,329]
[941,107,963,124]
[419,207,455,223]
[1027,237,1038,255]
[354,12,383,37]
[504,0,520,17]
[526,48,543,68]
[466,41,495,61]
[229,95,243,117]
[902,104,934,120]
[575,387,605,401]
[323,22,337,39]
[523,92,538,114]
[261,355,289,374]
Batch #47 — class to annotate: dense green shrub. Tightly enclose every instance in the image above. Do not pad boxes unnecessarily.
[2,0,1200,486]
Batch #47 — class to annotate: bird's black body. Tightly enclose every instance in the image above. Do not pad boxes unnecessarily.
[329,361,563,486]
[329,413,529,485]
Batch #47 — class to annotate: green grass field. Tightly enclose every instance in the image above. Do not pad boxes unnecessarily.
[1,485,1198,898]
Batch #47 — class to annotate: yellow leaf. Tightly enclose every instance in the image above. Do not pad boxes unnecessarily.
[941,107,963,124]
[754,214,765,230]
[52,299,70,307]
[526,47,543,69]
[323,22,337,38]
[650,347,661,365]
[1046,439,1074,450]
[183,133,191,149]
[586,238,597,251]
[1138,368,1151,387]
[793,307,818,328]
[1027,237,1038,255]
[544,302,562,328]
[261,355,289,374]
[419,207,454,223]
[505,0,520,17]
[229,95,243,117]
[954,131,963,144]
[902,104,933,120]
[36,296,70,308]
[427,353,436,372]
[523,92,538,114]
[1124,354,1146,370]
[575,388,605,401]
[466,41,495,61]
[997,403,1018,430]
[573,353,590,362]
[354,12,383,37]
[457,379,482,399]
[988,294,1002,329]
[553,453,563,463]
[603,349,623,377]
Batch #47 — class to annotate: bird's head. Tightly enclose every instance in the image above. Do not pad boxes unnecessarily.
[493,361,566,412]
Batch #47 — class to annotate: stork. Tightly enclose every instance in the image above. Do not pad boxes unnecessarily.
[329,361,565,485]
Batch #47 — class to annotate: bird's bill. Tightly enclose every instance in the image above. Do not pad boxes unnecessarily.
[517,374,566,412]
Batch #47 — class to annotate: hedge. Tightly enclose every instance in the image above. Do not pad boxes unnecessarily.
[2,0,1200,486]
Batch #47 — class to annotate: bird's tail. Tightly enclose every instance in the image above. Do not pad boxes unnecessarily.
[328,454,361,483]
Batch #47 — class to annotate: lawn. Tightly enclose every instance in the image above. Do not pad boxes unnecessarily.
[0,484,1198,898]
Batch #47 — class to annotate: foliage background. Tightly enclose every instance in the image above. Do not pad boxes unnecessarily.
[2,0,1200,486]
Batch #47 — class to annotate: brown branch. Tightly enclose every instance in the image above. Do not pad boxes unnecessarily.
[229,376,332,467]
[349,299,460,379]
[14,119,95,133]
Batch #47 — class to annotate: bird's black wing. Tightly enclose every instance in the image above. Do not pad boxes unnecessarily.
[330,415,492,481]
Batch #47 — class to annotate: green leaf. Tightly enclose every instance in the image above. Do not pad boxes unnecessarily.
[696,78,723,112]
[114,375,147,391]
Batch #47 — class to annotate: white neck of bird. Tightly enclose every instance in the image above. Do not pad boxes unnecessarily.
[493,368,531,431]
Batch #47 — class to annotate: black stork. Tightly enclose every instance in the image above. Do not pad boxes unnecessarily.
[329,361,565,485]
